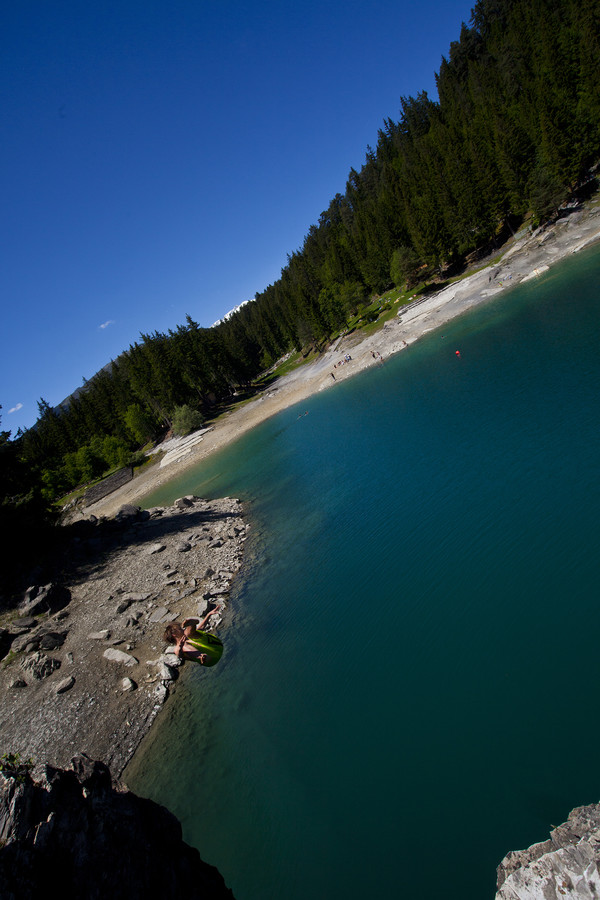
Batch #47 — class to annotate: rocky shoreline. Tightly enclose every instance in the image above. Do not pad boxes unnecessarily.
[495,803,600,898]
[0,754,235,899]
[0,495,248,778]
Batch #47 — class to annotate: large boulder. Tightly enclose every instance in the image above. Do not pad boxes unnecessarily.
[0,754,235,899]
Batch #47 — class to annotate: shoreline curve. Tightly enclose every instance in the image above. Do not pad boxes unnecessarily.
[83,200,600,521]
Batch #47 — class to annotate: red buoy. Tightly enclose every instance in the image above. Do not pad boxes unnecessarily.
[455,350,461,357]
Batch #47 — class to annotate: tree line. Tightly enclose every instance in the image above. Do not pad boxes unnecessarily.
[3,0,599,512]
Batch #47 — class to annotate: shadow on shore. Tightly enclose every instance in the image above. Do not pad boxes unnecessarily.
[2,503,243,615]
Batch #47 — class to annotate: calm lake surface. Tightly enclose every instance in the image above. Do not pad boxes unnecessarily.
[125,245,600,899]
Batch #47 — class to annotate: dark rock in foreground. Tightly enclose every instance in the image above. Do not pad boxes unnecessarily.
[0,754,235,900]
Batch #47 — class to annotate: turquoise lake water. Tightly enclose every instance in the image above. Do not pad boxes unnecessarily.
[125,244,600,899]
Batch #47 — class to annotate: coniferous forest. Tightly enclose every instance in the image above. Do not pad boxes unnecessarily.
[2,0,600,547]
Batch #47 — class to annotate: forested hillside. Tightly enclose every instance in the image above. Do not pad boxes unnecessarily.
[3,0,599,515]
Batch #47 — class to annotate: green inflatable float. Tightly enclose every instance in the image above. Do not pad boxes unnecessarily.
[186,630,224,667]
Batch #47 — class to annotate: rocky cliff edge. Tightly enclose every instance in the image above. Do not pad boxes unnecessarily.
[496,803,600,899]
[0,753,235,899]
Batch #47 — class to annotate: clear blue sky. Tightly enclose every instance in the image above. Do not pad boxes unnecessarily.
[2,0,472,435]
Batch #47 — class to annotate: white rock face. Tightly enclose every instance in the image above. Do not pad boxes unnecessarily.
[496,804,600,899]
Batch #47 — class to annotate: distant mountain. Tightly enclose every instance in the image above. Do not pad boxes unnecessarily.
[55,301,255,416]
[55,358,118,415]
[211,298,253,328]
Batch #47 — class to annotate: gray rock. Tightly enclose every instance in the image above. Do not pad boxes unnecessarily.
[175,541,191,553]
[174,496,194,508]
[9,679,27,689]
[173,587,196,602]
[103,648,138,667]
[148,607,171,624]
[115,504,142,522]
[121,677,137,692]
[123,593,151,603]
[6,625,32,639]
[146,543,166,555]
[196,598,209,616]
[10,633,38,653]
[21,584,41,605]
[154,683,168,703]
[54,675,75,694]
[20,652,61,680]
[88,630,111,641]
[159,662,177,682]
[39,631,68,651]
[14,617,37,630]
[162,651,183,668]
[18,583,71,618]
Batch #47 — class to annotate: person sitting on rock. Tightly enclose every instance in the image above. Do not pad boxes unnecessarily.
[163,609,223,667]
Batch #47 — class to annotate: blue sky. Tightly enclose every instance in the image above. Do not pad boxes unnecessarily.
[2,0,472,435]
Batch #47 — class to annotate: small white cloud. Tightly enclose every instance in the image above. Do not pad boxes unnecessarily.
[99,319,115,330]
[8,402,23,413]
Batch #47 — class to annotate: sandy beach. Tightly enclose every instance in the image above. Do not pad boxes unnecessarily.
[84,198,600,521]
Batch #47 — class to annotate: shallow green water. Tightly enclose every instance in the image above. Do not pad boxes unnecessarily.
[126,245,600,899]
